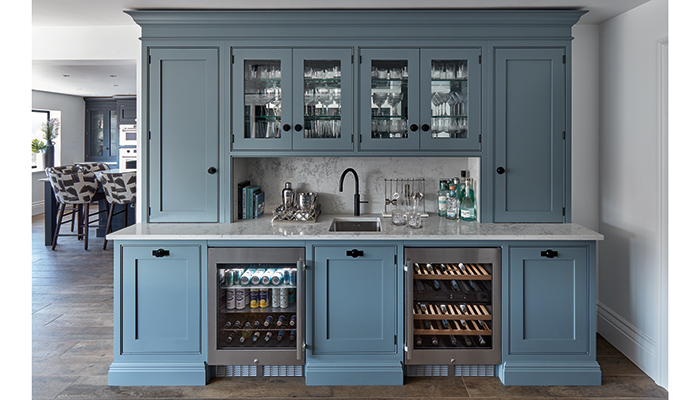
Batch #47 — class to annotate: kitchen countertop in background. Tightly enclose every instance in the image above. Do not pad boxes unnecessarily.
[108,214,604,241]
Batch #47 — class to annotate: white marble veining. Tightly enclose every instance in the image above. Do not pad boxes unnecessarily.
[235,157,480,217]
[109,214,604,241]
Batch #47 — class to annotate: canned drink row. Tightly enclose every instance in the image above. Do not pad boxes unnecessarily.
[222,267,297,287]
[226,287,296,310]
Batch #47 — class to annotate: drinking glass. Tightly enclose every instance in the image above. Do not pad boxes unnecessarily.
[391,207,406,226]
[386,92,404,116]
[372,92,388,115]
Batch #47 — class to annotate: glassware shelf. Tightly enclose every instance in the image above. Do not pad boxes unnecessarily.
[430,115,468,119]
[219,303,297,314]
[371,115,408,119]
[431,78,469,82]
[304,115,342,120]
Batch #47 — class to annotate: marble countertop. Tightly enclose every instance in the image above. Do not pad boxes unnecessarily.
[108,213,603,241]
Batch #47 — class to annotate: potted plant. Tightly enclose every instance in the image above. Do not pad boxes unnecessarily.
[31,118,59,168]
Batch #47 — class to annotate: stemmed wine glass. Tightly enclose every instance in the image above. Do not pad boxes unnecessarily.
[372,92,388,116]
[386,92,404,116]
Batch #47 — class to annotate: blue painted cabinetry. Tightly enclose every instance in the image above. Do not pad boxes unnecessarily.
[492,47,568,223]
[501,242,600,385]
[147,48,220,223]
[109,241,208,385]
[359,48,482,152]
[306,243,404,385]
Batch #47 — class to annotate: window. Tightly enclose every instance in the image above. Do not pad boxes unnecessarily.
[31,110,61,170]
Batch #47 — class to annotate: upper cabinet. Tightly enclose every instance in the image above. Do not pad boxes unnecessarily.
[231,48,354,152]
[359,48,481,152]
[84,98,118,163]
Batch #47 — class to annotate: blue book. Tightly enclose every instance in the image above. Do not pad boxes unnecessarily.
[253,191,265,219]
[246,186,260,219]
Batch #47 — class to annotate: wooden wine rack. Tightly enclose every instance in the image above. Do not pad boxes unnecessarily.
[413,319,491,336]
[413,303,492,336]
[412,263,491,280]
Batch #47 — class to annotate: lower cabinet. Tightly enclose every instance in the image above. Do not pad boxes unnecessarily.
[306,243,404,385]
[109,241,208,386]
[501,242,601,385]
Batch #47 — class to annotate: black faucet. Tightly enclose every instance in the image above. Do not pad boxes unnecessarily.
[339,167,368,216]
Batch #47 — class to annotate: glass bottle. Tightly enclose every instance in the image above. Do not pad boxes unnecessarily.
[437,180,448,217]
[445,184,459,220]
[460,178,476,221]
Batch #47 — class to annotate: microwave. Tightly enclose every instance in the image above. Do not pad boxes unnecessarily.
[119,124,138,146]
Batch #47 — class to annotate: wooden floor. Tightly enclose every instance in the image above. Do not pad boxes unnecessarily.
[31,214,668,399]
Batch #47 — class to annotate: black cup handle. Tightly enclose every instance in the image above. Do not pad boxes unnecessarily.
[541,249,558,258]
[282,124,291,132]
[152,249,170,258]
[421,124,430,132]
[410,124,418,132]
[346,249,364,258]
[294,124,303,132]
[496,166,505,175]
[207,167,217,175]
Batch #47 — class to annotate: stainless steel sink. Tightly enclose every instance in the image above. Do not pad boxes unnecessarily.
[328,217,382,232]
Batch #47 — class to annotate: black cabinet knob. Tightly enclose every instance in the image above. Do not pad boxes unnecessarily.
[294,124,303,132]
[421,124,430,132]
[496,166,505,175]
[207,166,217,175]
[410,124,418,132]
[346,249,364,258]
[282,124,291,132]
[541,249,558,258]
[152,249,170,258]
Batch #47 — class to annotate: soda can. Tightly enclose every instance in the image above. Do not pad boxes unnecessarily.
[271,288,281,308]
[280,288,289,308]
[224,270,235,287]
[283,269,291,285]
[250,289,259,308]
[288,288,296,305]
[235,289,246,310]
[290,268,297,286]
[245,288,250,305]
[259,289,268,308]
[271,269,284,285]
[239,268,255,285]
[261,269,276,285]
[226,289,236,309]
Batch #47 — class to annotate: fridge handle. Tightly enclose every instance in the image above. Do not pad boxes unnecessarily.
[405,259,413,361]
[297,260,306,361]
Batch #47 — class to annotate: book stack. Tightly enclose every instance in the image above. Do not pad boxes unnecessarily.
[237,180,265,220]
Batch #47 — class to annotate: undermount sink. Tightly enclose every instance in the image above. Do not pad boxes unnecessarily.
[328,217,382,232]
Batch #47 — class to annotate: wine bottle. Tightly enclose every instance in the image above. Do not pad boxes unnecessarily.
[226,334,235,343]
[431,336,439,346]
[289,315,297,327]
[243,321,252,329]
[451,280,460,291]
[251,331,261,342]
[425,263,434,273]
[276,315,286,327]
[239,330,251,343]
[233,319,243,328]
[437,180,448,217]
[464,336,473,346]
[289,330,296,341]
[450,335,457,346]
[422,320,432,329]
[263,315,274,327]
[439,304,447,313]
[277,330,285,341]
[419,303,428,313]
[413,263,422,274]
[223,321,232,329]
[477,335,487,346]
[441,319,450,330]
[439,263,447,272]
[415,336,423,346]
[264,331,273,342]
[432,280,441,290]
[458,263,467,273]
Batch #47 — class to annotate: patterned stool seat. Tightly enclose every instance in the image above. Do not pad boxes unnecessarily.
[99,171,136,249]
[45,166,100,250]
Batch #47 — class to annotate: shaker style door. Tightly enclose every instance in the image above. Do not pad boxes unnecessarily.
[292,48,354,151]
[359,49,420,151]
[231,49,293,151]
[493,48,566,222]
[148,47,219,223]
[419,48,482,151]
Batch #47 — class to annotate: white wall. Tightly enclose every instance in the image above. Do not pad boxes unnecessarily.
[597,0,668,388]
[31,90,85,215]
[32,25,140,61]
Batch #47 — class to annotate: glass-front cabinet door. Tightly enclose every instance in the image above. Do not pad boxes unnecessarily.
[292,49,353,151]
[232,48,353,152]
[419,49,482,151]
[232,49,293,151]
[359,49,420,151]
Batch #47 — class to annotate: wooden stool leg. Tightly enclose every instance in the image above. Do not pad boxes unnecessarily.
[103,203,115,250]
[51,203,65,251]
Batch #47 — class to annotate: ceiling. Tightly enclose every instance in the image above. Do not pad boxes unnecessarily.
[32,0,653,97]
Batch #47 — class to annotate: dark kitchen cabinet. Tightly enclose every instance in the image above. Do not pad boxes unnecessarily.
[116,98,137,125]
[84,98,118,163]
[492,47,568,223]
[146,47,220,222]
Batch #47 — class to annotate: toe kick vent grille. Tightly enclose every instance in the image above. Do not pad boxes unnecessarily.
[456,364,495,377]
[407,364,495,377]
[264,365,304,377]
[407,365,449,377]
[214,365,258,377]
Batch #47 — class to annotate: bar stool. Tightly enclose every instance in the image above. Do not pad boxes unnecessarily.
[76,162,110,230]
[45,165,80,233]
[99,171,137,250]
[45,166,99,250]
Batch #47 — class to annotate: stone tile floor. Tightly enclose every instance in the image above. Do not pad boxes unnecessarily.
[31,214,668,399]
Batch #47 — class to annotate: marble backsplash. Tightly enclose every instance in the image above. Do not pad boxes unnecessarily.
[234,157,480,219]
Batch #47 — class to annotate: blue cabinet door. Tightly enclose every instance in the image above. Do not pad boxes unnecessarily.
[419,48,482,151]
[148,48,219,222]
[312,245,397,354]
[292,48,354,151]
[121,245,202,354]
[493,48,566,222]
[359,49,420,151]
[231,48,294,151]
[507,246,590,355]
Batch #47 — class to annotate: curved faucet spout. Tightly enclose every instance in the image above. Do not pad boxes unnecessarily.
[339,167,366,216]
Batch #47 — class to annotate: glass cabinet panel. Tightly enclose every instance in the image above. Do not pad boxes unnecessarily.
[359,49,420,151]
[232,49,292,151]
[89,110,105,157]
[419,49,482,151]
[292,48,353,151]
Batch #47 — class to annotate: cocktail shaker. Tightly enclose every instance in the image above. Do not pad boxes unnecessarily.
[282,182,295,210]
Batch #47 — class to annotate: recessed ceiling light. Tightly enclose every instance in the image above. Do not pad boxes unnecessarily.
[110,75,117,78]
[114,84,119,87]
[62,74,70,78]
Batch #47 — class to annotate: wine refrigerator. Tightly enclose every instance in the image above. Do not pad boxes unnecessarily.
[208,247,305,377]
[404,247,501,376]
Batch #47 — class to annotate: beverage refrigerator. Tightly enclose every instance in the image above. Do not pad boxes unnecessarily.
[208,247,305,377]
[404,247,501,376]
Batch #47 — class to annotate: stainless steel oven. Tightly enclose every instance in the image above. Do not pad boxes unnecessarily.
[119,124,138,146]
[404,247,501,376]
[118,147,137,170]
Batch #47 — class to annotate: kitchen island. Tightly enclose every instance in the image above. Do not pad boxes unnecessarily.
[108,216,602,387]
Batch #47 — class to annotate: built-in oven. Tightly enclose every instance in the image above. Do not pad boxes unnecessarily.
[118,148,137,170]
[119,124,138,147]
